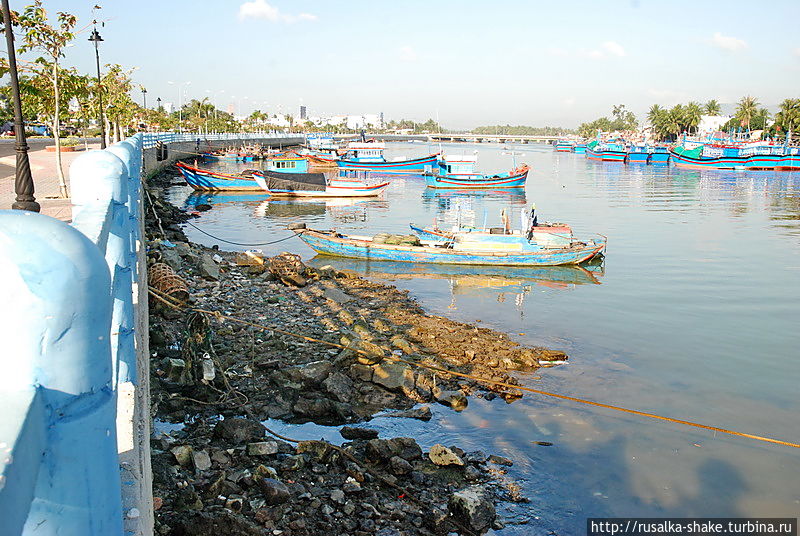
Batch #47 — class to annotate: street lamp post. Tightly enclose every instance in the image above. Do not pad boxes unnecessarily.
[156,97,161,111]
[88,24,106,149]
[3,0,39,212]
[142,87,147,109]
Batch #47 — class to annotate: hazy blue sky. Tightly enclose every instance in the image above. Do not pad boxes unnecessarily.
[11,0,800,128]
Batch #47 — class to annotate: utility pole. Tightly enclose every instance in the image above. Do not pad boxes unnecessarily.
[89,23,106,149]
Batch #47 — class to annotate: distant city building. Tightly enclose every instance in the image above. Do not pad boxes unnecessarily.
[163,102,175,114]
[300,105,307,120]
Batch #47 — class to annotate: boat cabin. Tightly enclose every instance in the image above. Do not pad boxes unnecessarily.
[437,154,479,175]
[343,142,386,163]
[265,155,310,174]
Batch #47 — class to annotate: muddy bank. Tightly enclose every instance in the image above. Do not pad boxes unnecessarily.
[145,167,566,535]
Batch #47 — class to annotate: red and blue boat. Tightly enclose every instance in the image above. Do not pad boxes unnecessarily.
[554,140,574,152]
[626,145,649,164]
[176,161,262,191]
[335,142,439,173]
[585,140,627,162]
[424,154,529,189]
[670,142,800,170]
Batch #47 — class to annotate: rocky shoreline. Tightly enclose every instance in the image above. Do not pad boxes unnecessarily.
[146,167,567,535]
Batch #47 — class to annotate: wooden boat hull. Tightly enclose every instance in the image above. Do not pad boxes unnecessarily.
[296,229,605,267]
[586,148,626,162]
[424,170,528,189]
[252,173,389,197]
[410,224,574,248]
[176,162,262,191]
[336,153,439,173]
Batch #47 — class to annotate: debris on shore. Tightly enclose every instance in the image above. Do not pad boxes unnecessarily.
[145,168,561,535]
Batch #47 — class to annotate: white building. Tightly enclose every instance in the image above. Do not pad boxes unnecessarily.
[697,114,731,136]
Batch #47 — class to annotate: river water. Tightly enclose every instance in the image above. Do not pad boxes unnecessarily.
[167,143,800,533]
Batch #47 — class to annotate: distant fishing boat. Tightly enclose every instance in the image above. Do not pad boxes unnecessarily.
[626,145,649,164]
[554,140,574,152]
[649,146,670,164]
[176,161,262,191]
[293,227,606,267]
[252,170,389,198]
[424,154,529,189]
[585,140,627,162]
[335,142,439,173]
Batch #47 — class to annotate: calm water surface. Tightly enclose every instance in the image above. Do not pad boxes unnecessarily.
[167,143,800,533]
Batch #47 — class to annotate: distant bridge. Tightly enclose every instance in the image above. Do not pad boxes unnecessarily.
[326,133,562,144]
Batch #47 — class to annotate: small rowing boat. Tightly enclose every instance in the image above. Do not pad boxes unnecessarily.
[293,227,605,266]
[176,161,262,191]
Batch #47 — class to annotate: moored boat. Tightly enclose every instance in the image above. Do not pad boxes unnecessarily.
[425,154,529,189]
[585,140,627,162]
[335,142,439,173]
[554,140,574,152]
[293,227,606,266]
[411,221,574,248]
[252,170,389,198]
[573,143,587,154]
[626,145,649,164]
[176,161,262,191]
[649,146,670,164]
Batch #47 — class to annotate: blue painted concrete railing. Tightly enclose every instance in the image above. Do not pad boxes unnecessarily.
[0,133,150,535]
[141,130,304,149]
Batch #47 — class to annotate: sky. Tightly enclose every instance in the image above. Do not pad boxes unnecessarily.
[7,0,800,129]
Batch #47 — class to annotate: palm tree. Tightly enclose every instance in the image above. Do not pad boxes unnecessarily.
[685,102,703,134]
[735,96,760,129]
[774,99,800,136]
[667,104,686,138]
[704,99,721,115]
[647,104,663,126]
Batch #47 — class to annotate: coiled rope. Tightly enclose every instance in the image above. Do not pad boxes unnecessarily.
[147,285,800,450]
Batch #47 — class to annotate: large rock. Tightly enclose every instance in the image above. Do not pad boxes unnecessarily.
[199,253,220,280]
[434,388,468,411]
[371,361,415,392]
[448,486,496,533]
[213,417,266,444]
[286,360,332,386]
[247,441,279,456]
[322,371,354,402]
[365,437,422,462]
[258,478,291,505]
[323,287,354,304]
[340,426,379,440]
[428,444,464,466]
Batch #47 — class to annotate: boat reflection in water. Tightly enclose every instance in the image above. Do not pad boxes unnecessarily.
[184,191,269,210]
[422,187,527,207]
[306,257,604,312]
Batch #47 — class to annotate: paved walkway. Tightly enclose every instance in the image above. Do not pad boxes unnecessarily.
[0,142,101,223]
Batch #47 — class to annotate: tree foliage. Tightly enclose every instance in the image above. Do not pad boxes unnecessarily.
[577,104,637,138]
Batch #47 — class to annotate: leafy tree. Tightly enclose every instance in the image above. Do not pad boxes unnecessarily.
[772,98,800,140]
[647,104,664,126]
[704,99,721,115]
[734,95,760,129]
[16,0,77,197]
[684,101,703,134]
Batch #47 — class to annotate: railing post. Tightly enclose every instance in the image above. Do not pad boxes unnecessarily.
[0,211,123,535]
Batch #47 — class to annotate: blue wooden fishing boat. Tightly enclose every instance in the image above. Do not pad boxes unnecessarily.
[626,145,649,164]
[294,227,606,267]
[335,142,439,173]
[585,140,627,162]
[649,146,670,164]
[573,143,587,154]
[554,140,574,152]
[176,161,262,191]
[425,155,529,189]
[252,171,390,197]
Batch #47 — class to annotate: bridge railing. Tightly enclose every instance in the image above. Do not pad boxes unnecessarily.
[0,133,151,535]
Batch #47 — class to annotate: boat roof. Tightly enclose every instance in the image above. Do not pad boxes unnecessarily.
[441,154,478,163]
[347,142,386,150]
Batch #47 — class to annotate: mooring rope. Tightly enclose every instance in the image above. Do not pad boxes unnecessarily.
[181,220,300,247]
[147,285,800,450]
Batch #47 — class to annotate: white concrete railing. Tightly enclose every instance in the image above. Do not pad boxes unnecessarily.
[0,133,151,535]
